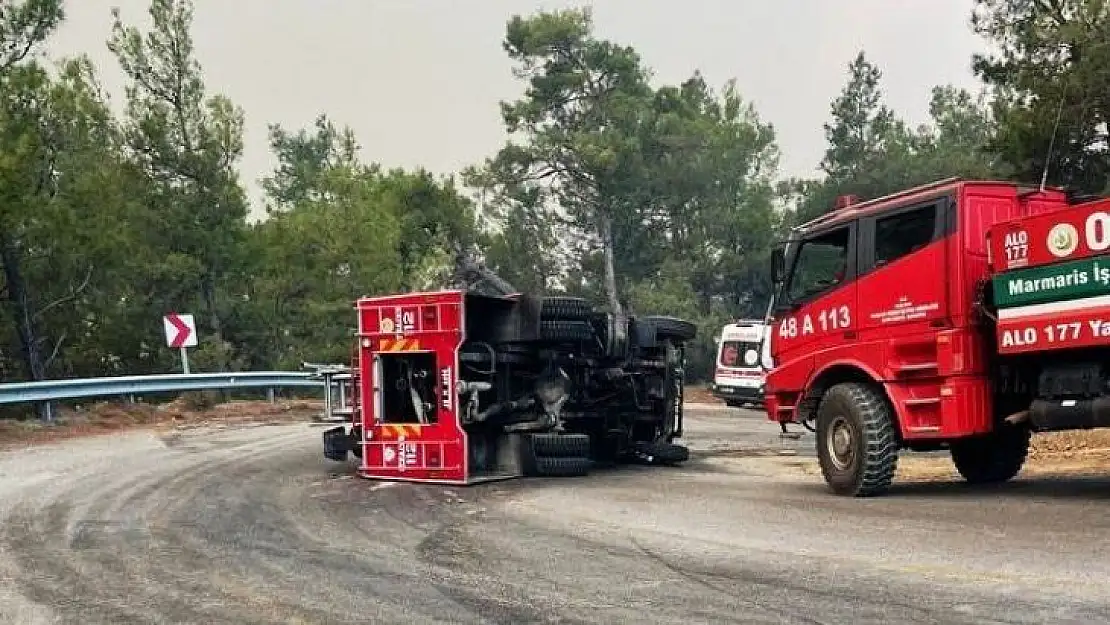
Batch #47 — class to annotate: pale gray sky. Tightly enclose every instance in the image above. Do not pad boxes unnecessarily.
[44,1,988,219]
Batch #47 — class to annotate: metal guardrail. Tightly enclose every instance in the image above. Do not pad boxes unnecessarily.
[0,371,325,405]
[303,362,356,423]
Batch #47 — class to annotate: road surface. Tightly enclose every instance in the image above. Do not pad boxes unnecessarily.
[0,406,1108,624]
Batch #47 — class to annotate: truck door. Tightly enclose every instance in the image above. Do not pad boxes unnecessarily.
[770,220,858,396]
[855,196,950,362]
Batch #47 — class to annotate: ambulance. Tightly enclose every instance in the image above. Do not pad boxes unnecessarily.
[710,319,771,408]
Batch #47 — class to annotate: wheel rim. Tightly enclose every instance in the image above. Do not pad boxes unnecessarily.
[826,415,855,471]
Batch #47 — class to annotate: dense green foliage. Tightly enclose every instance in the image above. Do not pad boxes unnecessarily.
[0,0,1104,388]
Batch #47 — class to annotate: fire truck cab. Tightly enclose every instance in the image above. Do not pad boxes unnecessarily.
[765,178,1076,496]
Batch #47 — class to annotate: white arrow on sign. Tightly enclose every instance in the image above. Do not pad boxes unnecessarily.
[163,313,198,348]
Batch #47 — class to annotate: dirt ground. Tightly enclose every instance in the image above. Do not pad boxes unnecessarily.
[895,428,1110,481]
[684,383,723,405]
[0,396,323,450]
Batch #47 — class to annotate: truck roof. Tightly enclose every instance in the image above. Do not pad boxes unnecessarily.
[790,177,1061,236]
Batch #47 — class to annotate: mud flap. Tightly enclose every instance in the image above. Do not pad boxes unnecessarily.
[323,426,355,461]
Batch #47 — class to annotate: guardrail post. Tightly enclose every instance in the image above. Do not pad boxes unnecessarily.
[266,387,275,403]
[323,372,334,420]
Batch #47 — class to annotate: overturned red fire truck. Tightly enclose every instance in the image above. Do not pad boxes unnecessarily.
[322,259,696,484]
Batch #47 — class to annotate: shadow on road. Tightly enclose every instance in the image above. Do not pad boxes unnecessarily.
[787,474,1110,501]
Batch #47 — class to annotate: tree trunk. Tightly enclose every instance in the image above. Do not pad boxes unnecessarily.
[0,231,54,420]
[201,272,227,373]
[0,232,45,383]
[599,214,622,315]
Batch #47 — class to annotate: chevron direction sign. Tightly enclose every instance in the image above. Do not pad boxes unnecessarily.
[163,313,198,348]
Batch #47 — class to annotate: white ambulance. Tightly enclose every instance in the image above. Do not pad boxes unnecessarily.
[710,319,771,408]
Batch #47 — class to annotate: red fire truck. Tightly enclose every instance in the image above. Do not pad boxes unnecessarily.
[322,260,696,484]
[765,177,1110,496]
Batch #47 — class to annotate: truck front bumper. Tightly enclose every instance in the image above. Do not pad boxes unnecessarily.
[710,382,764,404]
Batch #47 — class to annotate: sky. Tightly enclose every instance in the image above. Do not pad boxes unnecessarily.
[42,0,990,220]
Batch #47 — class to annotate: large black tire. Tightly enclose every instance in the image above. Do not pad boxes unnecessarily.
[540,320,594,342]
[949,426,1030,484]
[530,433,591,458]
[640,315,697,342]
[534,456,592,477]
[541,296,593,321]
[815,382,899,497]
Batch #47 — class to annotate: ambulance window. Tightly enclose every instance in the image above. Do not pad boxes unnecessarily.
[786,226,850,303]
[720,340,760,366]
[874,204,937,267]
[721,343,740,366]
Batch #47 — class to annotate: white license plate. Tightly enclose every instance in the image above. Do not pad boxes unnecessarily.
[718,377,761,389]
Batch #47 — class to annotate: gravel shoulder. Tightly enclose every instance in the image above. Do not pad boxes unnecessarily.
[0,405,1109,624]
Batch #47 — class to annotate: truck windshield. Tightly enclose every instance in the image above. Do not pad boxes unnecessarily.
[783,228,849,304]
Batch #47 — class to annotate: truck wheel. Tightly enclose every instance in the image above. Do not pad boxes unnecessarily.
[640,315,697,342]
[534,456,591,477]
[949,427,1030,484]
[541,296,593,321]
[540,320,593,342]
[815,382,899,497]
[530,433,591,458]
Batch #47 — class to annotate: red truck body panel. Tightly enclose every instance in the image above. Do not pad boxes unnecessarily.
[766,179,1070,441]
[988,198,1110,271]
[988,198,1110,356]
[354,290,470,484]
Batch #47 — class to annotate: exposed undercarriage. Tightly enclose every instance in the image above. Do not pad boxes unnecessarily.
[340,253,699,479]
[454,290,696,475]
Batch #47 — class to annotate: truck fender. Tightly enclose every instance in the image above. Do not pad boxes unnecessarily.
[798,360,896,429]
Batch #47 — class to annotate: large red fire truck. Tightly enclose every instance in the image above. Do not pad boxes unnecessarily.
[765,177,1110,496]
[322,258,696,484]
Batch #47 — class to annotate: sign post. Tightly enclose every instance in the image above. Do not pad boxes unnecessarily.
[163,313,198,373]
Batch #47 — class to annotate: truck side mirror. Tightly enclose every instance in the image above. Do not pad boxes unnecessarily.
[770,247,785,285]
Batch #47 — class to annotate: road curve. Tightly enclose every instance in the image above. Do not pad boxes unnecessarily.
[0,409,1108,624]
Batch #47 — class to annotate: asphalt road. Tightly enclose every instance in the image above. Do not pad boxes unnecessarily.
[1,406,1110,624]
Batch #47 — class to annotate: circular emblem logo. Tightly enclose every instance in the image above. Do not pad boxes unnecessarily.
[743,349,759,366]
[1047,223,1079,258]
[383,446,396,462]
[380,317,395,333]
